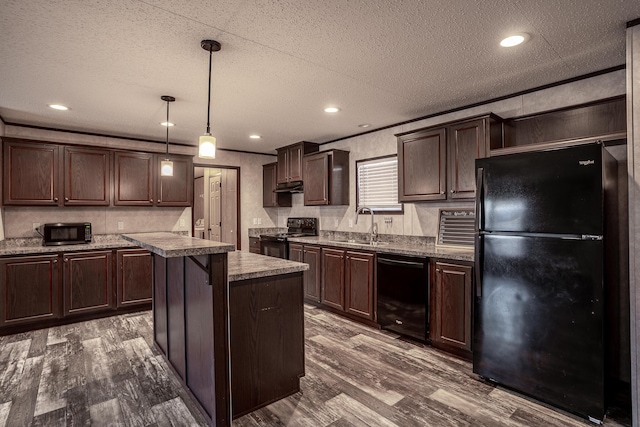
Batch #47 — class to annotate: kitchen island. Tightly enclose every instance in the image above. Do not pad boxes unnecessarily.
[122,233,308,426]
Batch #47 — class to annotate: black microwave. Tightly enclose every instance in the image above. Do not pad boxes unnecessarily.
[41,223,92,246]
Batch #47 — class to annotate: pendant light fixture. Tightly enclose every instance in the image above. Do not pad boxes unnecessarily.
[199,39,221,159]
[160,95,175,176]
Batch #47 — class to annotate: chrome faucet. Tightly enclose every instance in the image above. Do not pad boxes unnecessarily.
[355,206,377,244]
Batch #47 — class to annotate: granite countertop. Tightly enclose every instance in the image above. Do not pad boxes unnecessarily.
[228,251,308,282]
[288,236,474,262]
[122,232,235,257]
[0,235,137,256]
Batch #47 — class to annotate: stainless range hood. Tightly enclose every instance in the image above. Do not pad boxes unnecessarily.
[273,180,304,193]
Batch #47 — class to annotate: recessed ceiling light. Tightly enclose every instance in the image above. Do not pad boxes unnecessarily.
[48,104,69,111]
[160,122,175,127]
[358,123,371,128]
[500,33,529,47]
[250,135,261,139]
[324,107,340,113]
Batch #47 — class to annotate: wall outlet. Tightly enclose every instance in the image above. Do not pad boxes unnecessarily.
[179,218,185,227]
[117,221,124,230]
[257,218,262,225]
[253,218,257,225]
[384,217,393,224]
[348,219,353,228]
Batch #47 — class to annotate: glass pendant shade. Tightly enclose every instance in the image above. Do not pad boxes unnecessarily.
[161,159,174,176]
[199,134,217,158]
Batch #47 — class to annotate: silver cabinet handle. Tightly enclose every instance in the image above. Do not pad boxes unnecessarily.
[64,258,68,262]
[150,199,153,203]
[65,197,69,201]
[54,197,59,202]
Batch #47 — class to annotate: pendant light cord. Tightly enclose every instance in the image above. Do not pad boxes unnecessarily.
[165,99,170,156]
[206,48,212,135]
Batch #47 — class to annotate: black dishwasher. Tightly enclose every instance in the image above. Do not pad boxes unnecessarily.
[376,254,429,341]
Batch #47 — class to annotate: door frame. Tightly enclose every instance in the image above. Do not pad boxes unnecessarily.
[193,164,241,250]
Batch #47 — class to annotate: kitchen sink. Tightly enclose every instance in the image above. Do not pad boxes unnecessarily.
[328,239,389,246]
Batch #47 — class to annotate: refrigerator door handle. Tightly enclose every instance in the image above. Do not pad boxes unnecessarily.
[475,167,484,232]
[475,233,483,298]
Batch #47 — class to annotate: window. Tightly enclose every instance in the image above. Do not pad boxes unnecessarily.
[356,155,402,212]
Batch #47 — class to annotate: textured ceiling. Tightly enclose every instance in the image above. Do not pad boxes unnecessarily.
[0,0,639,154]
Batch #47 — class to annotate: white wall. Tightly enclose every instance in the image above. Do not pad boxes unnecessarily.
[275,70,627,238]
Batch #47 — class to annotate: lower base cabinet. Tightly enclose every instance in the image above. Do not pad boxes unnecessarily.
[321,247,375,321]
[0,247,152,334]
[430,260,473,358]
[63,251,113,315]
[289,243,321,303]
[0,254,60,327]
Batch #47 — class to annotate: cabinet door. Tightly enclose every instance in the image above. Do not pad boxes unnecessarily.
[249,237,261,254]
[448,119,487,200]
[289,243,303,262]
[157,155,193,207]
[276,149,288,183]
[345,251,375,319]
[63,251,113,316]
[431,261,472,353]
[0,255,60,327]
[263,163,278,207]
[303,245,321,303]
[288,145,304,181]
[116,249,152,307]
[64,146,111,206]
[114,152,154,206]
[398,128,447,201]
[303,153,329,205]
[3,140,61,205]
[321,248,345,310]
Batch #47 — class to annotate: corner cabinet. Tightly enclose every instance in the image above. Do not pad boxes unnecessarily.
[289,243,321,303]
[397,114,502,202]
[276,141,319,184]
[303,149,349,206]
[263,162,291,207]
[430,260,473,359]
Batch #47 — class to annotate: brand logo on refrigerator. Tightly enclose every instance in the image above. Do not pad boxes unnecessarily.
[578,160,595,166]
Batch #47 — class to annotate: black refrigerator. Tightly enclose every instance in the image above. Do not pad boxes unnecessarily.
[473,142,618,423]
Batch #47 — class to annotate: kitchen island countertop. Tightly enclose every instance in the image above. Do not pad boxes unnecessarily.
[227,251,308,282]
[122,232,235,257]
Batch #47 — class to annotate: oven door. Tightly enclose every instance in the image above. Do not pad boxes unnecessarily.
[260,237,288,259]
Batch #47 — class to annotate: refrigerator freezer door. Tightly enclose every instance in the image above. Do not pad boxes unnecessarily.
[476,144,603,235]
[473,234,604,420]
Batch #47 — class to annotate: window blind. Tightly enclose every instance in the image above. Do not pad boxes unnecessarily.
[357,156,401,212]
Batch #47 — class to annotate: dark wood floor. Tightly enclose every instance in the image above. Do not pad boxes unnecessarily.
[0,305,631,426]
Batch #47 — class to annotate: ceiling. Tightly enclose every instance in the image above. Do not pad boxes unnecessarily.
[1,1,639,155]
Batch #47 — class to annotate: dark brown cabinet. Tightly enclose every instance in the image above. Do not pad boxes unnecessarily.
[321,246,375,320]
[249,237,261,254]
[62,251,113,316]
[114,152,192,207]
[263,162,291,207]
[3,139,61,206]
[64,146,111,206]
[321,248,345,310]
[430,260,473,358]
[276,141,319,184]
[116,248,152,307]
[289,243,321,303]
[396,114,502,202]
[303,149,349,206]
[0,255,60,327]
[345,251,375,320]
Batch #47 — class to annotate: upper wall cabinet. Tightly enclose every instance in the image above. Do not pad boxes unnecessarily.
[263,162,291,207]
[64,146,111,206]
[303,149,349,206]
[114,152,192,207]
[2,138,192,208]
[396,114,502,202]
[3,139,61,206]
[276,141,319,184]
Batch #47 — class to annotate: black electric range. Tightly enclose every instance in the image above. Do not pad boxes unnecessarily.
[260,217,318,259]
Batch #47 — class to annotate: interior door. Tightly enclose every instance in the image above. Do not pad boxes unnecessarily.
[221,169,238,247]
[209,174,221,242]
